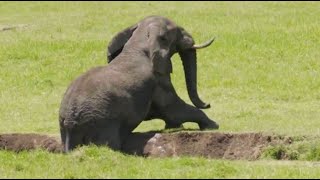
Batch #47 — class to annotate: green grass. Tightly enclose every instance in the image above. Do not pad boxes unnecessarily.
[0,1,320,178]
[261,137,320,161]
[1,146,320,179]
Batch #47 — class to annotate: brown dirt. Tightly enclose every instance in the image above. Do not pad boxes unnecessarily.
[0,133,62,153]
[0,132,292,160]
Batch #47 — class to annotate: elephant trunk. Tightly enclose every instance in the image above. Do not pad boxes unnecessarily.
[179,49,210,109]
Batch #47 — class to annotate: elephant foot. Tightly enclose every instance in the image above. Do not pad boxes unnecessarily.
[198,121,219,130]
[165,122,184,129]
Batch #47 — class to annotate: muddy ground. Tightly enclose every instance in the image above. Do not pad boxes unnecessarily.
[0,132,292,160]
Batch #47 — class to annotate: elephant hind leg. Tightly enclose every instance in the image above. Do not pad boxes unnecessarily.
[91,122,122,151]
[62,122,123,151]
[61,127,86,153]
[95,132,122,151]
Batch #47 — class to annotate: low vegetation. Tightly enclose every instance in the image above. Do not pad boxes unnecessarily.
[0,1,320,178]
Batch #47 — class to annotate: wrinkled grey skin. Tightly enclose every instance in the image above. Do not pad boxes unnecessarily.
[107,15,219,129]
[59,16,219,152]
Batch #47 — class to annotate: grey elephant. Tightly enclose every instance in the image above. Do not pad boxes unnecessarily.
[107,15,218,129]
[59,15,219,152]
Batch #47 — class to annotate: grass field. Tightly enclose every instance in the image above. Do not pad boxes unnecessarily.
[0,1,320,178]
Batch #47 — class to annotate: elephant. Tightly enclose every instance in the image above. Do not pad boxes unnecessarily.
[107,15,219,129]
[59,15,219,152]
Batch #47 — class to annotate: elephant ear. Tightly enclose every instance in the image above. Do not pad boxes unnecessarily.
[107,24,138,63]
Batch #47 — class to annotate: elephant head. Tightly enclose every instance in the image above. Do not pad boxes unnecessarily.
[107,16,215,109]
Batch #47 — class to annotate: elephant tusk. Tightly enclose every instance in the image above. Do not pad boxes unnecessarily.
[191,37,215,49]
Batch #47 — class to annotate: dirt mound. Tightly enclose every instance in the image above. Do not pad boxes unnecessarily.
[0,132,292,160]
[123,132,292,160]
[0,133,62,153]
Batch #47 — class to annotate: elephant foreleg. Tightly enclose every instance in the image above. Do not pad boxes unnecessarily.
[154,98,219,130]
[151,77,219,130]
[145,103,183,129]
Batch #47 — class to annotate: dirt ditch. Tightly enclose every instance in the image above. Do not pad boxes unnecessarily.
[0,132,293,160]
